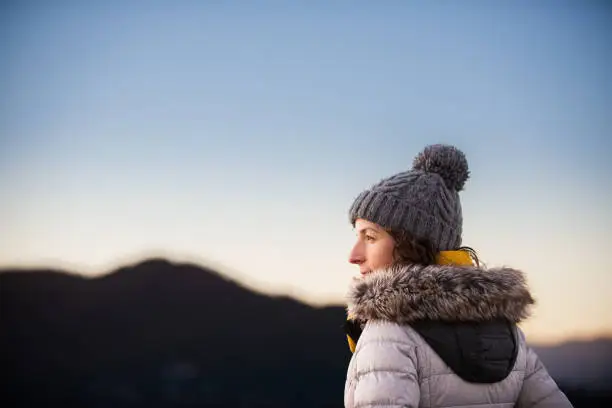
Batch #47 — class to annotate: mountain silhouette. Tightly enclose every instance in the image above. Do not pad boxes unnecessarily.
[1,258,610,407]
[532,338,612,391]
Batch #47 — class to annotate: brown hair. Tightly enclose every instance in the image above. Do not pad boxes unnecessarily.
[387,228,480,267]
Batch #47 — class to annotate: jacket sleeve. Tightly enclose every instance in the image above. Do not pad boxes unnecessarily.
[345,321,420,408]
[516,344,574,408]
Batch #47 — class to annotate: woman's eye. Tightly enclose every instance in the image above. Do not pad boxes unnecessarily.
[365,235,375,242]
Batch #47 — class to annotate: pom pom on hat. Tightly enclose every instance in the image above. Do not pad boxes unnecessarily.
[412,144,470,192]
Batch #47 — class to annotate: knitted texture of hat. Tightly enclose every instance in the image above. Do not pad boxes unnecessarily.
[348,144,470,251]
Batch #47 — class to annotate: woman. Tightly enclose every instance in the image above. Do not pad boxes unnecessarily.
[343,144,572,408]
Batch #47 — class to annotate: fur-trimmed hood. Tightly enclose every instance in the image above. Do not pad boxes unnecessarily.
[346,263,535,324]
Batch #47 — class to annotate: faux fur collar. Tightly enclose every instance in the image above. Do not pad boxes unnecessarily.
[346,263,535,324]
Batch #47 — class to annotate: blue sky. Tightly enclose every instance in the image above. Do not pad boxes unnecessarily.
[1,1,611,343]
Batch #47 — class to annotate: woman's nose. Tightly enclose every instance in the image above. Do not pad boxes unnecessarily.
[349,244,364,265]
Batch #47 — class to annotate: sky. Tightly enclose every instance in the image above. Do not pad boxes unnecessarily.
[1,0,611,344]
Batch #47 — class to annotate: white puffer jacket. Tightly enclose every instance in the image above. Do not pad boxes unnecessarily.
[344,262,573,408]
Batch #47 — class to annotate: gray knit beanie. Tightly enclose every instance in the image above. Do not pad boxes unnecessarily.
[348,144,470,251]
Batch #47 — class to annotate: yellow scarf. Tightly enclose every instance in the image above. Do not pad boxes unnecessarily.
[346,250,474,353]
[435,249,474,266]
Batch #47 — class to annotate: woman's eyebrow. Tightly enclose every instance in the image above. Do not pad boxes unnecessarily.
[358,227,378,235]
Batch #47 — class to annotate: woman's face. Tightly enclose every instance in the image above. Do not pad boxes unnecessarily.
[349,218,396,276]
